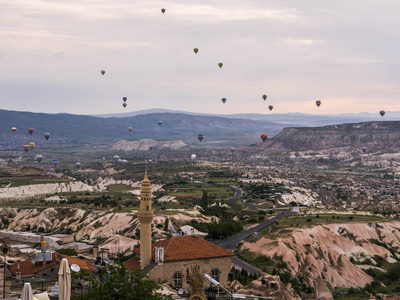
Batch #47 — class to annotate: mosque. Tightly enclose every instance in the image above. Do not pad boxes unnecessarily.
[124,172,234,292]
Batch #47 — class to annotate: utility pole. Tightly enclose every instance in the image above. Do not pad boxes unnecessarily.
[2,245,8,299]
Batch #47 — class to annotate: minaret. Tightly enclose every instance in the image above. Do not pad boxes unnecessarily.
[137,172,154,268]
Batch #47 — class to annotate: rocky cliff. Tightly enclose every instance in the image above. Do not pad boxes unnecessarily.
[241,222,400,289]
[110,139,189,152]
[266,121,400,151]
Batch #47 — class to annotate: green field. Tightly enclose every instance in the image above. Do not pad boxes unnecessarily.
[273,214,388,230]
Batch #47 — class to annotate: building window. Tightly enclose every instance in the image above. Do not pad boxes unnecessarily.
[146,205,149,211]
[174,272,183,288]
[211,269,219,282]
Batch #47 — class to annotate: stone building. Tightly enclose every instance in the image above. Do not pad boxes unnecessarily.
[124,173,234,291]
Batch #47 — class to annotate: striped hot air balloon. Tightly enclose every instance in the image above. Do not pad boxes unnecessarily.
[260,134,268,142]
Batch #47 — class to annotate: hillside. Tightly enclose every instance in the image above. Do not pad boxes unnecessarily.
[266,121,400,152]
[0,109,283,148]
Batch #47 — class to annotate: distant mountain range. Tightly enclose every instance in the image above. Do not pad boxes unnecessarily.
[93,108,400,127]
[0,109,284,149]
[2,108,400,150]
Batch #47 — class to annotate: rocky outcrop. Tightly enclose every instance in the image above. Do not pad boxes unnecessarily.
[238,273,301,300]
[110,139,189,152]
[0,182,94,200]
[0,207,213,244]
[241,222,400,289]
[315,276,334,300]
[266,121,400,151]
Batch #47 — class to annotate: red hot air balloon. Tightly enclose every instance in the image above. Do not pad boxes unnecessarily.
[11,127,17,133]
[316,100,321,107]
[260,134,268,142]
[28,128,34,135]
[23,145,30,152]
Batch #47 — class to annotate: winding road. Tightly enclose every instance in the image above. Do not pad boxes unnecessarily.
[220,211,296,275]
[218,186,298,274]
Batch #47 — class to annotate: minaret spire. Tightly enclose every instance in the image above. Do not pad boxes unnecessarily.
[137,172,154,268]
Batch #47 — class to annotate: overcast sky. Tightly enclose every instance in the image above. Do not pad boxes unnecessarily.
[1,0,399,115]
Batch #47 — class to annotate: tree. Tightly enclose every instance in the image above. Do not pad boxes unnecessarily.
[200,191,209,209]
[57,248,78,256]
[72,264,172,300]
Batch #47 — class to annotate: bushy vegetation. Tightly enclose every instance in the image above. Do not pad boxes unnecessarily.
[67,194,118,207]
[71,264,172,300]
[230,267,258,286]
[57,248,78,256]
[188,219,243,240]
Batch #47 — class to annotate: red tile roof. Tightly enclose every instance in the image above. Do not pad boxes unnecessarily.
[123,256,140,271]
[134,236,233,262]
[59,254,96,272]
[9,253,95,276]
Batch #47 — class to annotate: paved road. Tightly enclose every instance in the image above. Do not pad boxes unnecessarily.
[244,202,258,210]
[228,186,243,201]
[231,256,263,275]
[219,211,296,251]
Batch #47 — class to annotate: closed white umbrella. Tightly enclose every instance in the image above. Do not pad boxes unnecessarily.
[58,258,71,300]
[21,282,34,300]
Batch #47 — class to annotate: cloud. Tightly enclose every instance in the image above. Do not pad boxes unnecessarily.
[0,0,400,115]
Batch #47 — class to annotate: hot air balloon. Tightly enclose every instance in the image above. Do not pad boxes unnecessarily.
[198,134,204,142]
[193,48,199,54]
[52,159,59,166]
[218,62,223,68]
[262,94,267,101]
[23,145,30,152]
[380,110,385,117]
[362,147,367,153]
[316,100,321,107]
[128,127,132,132]
[11,127,17,133]
[29,142,35,149]
[101,70,105,75]
[35,155,43,163]
[222,98,227,103]
[161,8,166,13]
[123,97,127,102]
[191,154,196,160]
[158,121,162,126]
[230,147,235,153]
[28,128,34,135]
[75,162,81,169]
[114,155,120,161]
[122,159,128,163]
[44,132,50,140]
[260,134,268,142]
[268,105,273,111]
[149,146,154,151]
[123,103,127,108]
[117,159,123,163]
